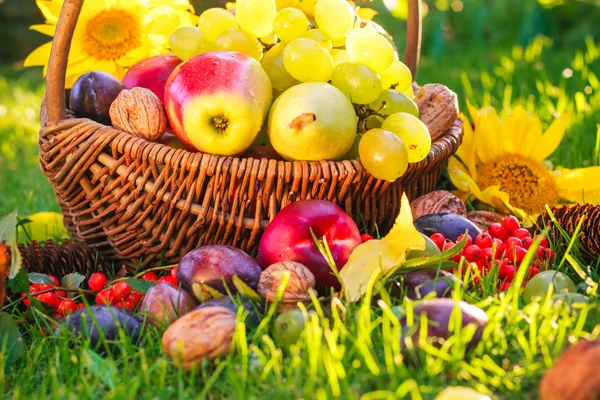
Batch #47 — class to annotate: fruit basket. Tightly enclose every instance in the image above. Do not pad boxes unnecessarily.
[39,0,463,270]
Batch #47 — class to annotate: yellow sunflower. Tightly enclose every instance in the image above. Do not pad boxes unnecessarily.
[24,0,198,88]
[449,102,600,222]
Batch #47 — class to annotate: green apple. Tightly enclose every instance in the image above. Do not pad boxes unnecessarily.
[267,82,357,161]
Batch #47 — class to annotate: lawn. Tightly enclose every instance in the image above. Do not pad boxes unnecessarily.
[1,0,600,398]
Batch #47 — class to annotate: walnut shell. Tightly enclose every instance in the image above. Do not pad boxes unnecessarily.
[466,210,505,230]
[257,261,316,311]
[539,339,600,400]
[162,306,236,370]
[410,190,467,220]
[415,84,459,141]
[109,87,167,141]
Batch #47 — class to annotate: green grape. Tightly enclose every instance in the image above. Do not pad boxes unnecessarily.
[364,115,383,130]
[435,387,491,400]
[358,128,409,181]
[331,62,382,104]
[260,32,279,46]
[283,38,334,82]
[197,8,238,43]
[170,26,215,61]
[314,0,355,41]
[261,43,296,90]
[301,29,332,49]
[523,270,577,303]
[331,35,347,48]
[346,29,394,72]
[273,8,309,42]
[403,84,414,99]
[382,112,431,163]
[330,49,351,67]
[215,28,264,61]
[369,89,418,117]
[235,0,277,38]
[380,59,412,91]
[273,309,307,348]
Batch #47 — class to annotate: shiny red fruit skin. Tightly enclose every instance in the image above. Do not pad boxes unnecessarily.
[513,228,530,239]
[360,233,374,243]
[158,276,178,286]
[489,223,505,238]
[475,232,493,249]
[49,275,60,287]
[112,281,131,301]
[170,267,178,279]
[96,289,113,305]
[456,234,473,247]
[257,200,361,292]
[122,54,181,102]
[142,272,159,282]
[502,216,520,234]
[58,299,77,316]
[88,273,107,292]
[35,292,59,309]
[430,233,445,250]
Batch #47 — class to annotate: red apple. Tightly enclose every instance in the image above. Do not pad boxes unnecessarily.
[122,54,181,103]
[164,51,272,156]
[257,200,361,292]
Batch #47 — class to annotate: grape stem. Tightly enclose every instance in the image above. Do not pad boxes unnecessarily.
[355,102,387,133]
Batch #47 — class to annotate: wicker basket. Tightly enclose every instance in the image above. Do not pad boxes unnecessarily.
[39,0,463,271]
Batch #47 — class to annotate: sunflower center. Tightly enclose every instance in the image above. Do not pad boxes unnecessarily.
[83,9,141,60]
[477,155,559,214]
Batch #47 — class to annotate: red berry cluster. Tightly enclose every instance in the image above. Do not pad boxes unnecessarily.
[430,216,555,291]
[20,275,81,316]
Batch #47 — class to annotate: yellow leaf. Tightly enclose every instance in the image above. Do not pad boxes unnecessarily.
[18,212,70,243]
[340,193,425,302]
[357,7,378,21]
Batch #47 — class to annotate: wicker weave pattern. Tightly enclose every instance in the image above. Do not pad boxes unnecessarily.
[39,106,462,270]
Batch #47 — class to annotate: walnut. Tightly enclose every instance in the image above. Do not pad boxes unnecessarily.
[162,306,236,370]
[415,84,459,141]
[109,87,167,141]
[466,210,505,230]
[257,261,316,311]
[539,339,600,400]
[411,190,467,220]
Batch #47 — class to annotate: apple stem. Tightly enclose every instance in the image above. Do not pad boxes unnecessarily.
[288,113,316,131]
[212,115,229,133]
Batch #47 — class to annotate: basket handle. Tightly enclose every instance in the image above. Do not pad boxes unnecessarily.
[45,0,422,124]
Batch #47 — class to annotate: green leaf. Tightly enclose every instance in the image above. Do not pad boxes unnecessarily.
[28,272,54,285]
[9,238,22,279]
[123,278,156,294]
[62,273,85,299]
[84,349,115,390]
[8,268,29,294]
[0,311,24,371]
[232,276,260,301]
[0,211,17,243]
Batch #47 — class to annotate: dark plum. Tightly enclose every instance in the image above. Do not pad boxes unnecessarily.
[399,299,487,352]
[54,305,144,350]
[401,269,461,300]
[177,245,262,300]
[139,282,197,325]
[414,213,482,242]
[195,296,262,325]
[69,71,125,124]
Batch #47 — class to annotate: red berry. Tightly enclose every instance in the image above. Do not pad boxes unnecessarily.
[505,237,522,249]
[430,233,446,250]
[528,267,541,279]
[49,275,60,287]
[499,263,516,280]
[78,303,86,309]
[475,232,493,249]
[132,289,144,299]
[502,216,520,234]
[506,246,527,263]
[482,247,494,261]
[513,228,530,239]
[539,248,555,262]
[124,297,134,310]
[443,241,461,262]
[489,223,505,238]
[537,236,549,248]
[30,283,53,294]
[141,272,159,282]
[498,281,511,292]
[491,238,505,255]
[360,233,374,243]
[57,299,77,316]
[170,267,178,279]
[35,292,59,309]
[476,258,490,273]
[55,290,67,298]
[96,289,113,305]
[88,273,107,292]
[457,234,473,247]
[111,281,131,301]
[521,237,533,250]
[158,276,178,286]
[464,245,483,263]
[21,293,30,307]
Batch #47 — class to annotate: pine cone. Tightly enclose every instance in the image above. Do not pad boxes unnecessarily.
[537,204,600,263]
[18,239,106,278]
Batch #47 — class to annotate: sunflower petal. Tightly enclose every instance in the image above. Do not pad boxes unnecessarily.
[30,24,56,37]
[474,110,504,163]
[23,42,53,68]
[36,0,62,24]
[529,114,569,161]
[555,166,600,204]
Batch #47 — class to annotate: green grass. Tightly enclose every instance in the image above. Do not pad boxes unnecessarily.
[2,3,600,398]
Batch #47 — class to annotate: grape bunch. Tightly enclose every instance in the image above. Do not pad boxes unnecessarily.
[169,0,432,182]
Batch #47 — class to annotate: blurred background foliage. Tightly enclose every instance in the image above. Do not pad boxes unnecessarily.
[0,0,598,216]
